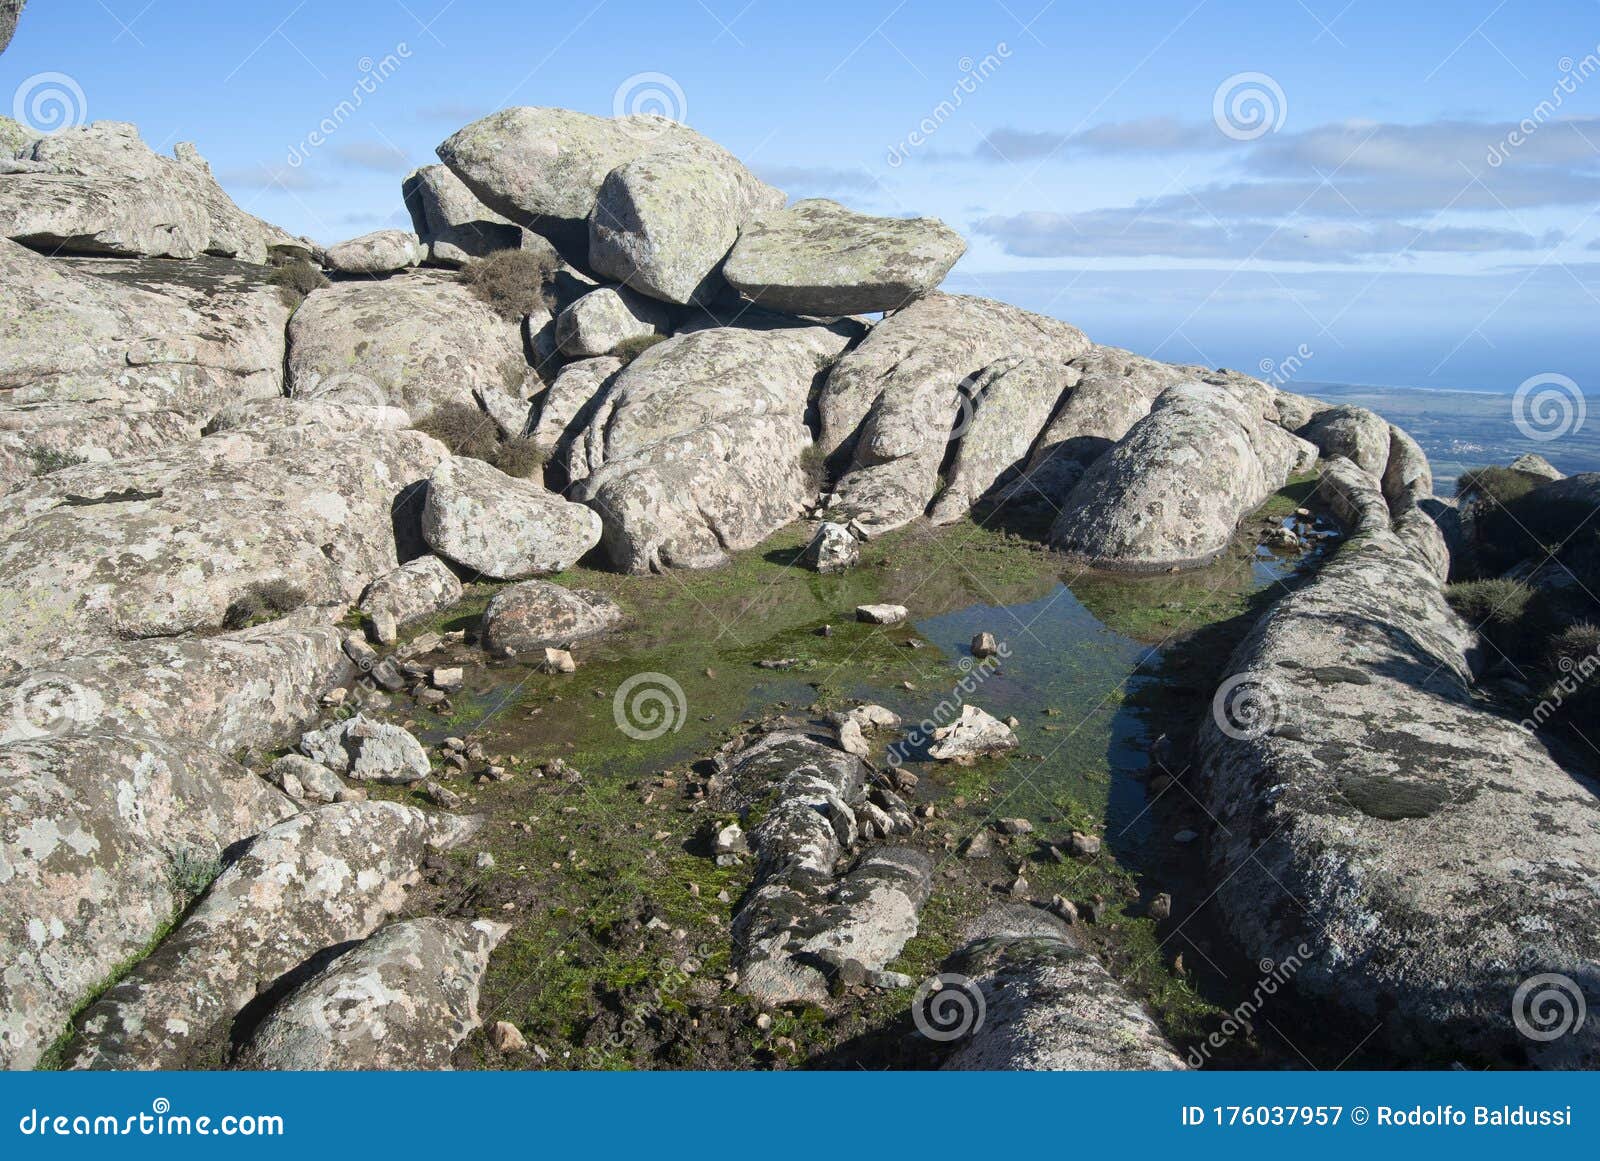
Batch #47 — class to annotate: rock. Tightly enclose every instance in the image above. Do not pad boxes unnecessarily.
[359,556,463,634]
[1507,452,1563,481]
[0,2,23,55]
[324,229,424,275]
[1172,829,1198,845]
[1382,423,1433,507]
[1049,381,1316,572]
[971,632,999,658]
[0,732,296,1069]
[928,704,1017,762]
[723,198,965,315]
[554,285,674,357]
[996,817,1033,836]
[538,647,576,674]
[940,906,1186,1070]
[1048,895,1079,924]
[488,1019,527,1053]
[1299,404,1390,477]
[529,356,622,464]
[67,801,479,1069]
[800,521,860,574]
[267,754,348,804]
[431,666,464,692]
[1148,893,1173,921]
[0,405,196,492]
[713,822,748,856]
[480,580,624,658]
[927,356,1080,524]
[235,918,506,1070]
[855,603,908,625]
[401,164,526,267]
[0,422,444,667]
[590,134,784,305]
[436,107,693,262]
[1067,831,1101,857]
[963,830,996,859]
[420,454,602,579]
[286,271,533,431]
[568,315,860,572]
[0,122,307,262]
[1201,458,1600,1067]
[820,293,1089,536]
[300,715,431,784]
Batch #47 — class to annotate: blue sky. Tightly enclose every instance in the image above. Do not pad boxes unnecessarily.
[4,0,1600,391]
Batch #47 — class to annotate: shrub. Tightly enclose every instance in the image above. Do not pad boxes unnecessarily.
[798,443,828,492]
[492,435,546,480]
[26,447,87,476]
[461,248,561,320]
[1445,578,1532,627]
[611,332,668,365]
[1456,465,1539,506]
[167,848,223,901]
[1547,621,1600,673]
[268,258,329,305]
[414,401,545,479]
[222,579,307,630]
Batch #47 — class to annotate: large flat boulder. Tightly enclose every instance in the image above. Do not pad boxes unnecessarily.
[67,801,480,1069]
[1201,459,1600,1067]
[0,404,195,492]
[420,454,601,579]
[589,134,783,305]
[0,423,445,667]
[286,271,533,431]
[723,198,965,316]
[568,314,858,572]
[1299,403,1391,477]
[1048,381,1316,571]
[401,164,524,267]
[324,229,423,275]
[0,732,296,1070]
[480,579,624,658]
[234,918,506,1070]
[819,293,1088,536]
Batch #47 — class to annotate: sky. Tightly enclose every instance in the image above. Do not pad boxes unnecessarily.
[4,0,1600,392]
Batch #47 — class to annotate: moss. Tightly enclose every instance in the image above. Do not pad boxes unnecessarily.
[461,248,560,321]
[612,332,667,365]
[26,447,88,476]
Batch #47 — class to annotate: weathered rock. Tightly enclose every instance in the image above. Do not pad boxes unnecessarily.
[801,521,859,574]
[267,753,349,804]
[590,134,783,305]
[479,579,624,657]
[0,404,195,491]
[359,556,463,634]
[1049,381,1316,571]
[530,356,621,462]
[1299,403,1391,477]
[568,315,858,572]
[286,271,533,432]
[555,286,673,357]
[1382,422,1433,507]
[401,164,525,267]
[0,1,24,56]
[436,108,692,262]
[723,199,965,316]
[324,229,424,275]
[940,906,1186,1070]
[855,603,907,625]
[820,293,1089,536]
[1508,452,1563,482]
[927,704,1017,763]
[420,454,601,579]
[300,714,430,784]
[234,918,506,1070]
[927,356,1079,524]
[67,801,480,1069]
[1201,459,1600,1068]
[0,423,445,666]
[0,732,296,1070]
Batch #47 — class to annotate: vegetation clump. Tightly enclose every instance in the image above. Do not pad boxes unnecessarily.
[26,447,88,476]
[611,332,667,364]
[267,257,329,305]
[461,248,561,320]
[414,400,546,480]
[222,579,306,630]
[1445,577,1532,628]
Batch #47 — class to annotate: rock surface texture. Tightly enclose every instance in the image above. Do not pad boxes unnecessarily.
[420,454,602,579]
